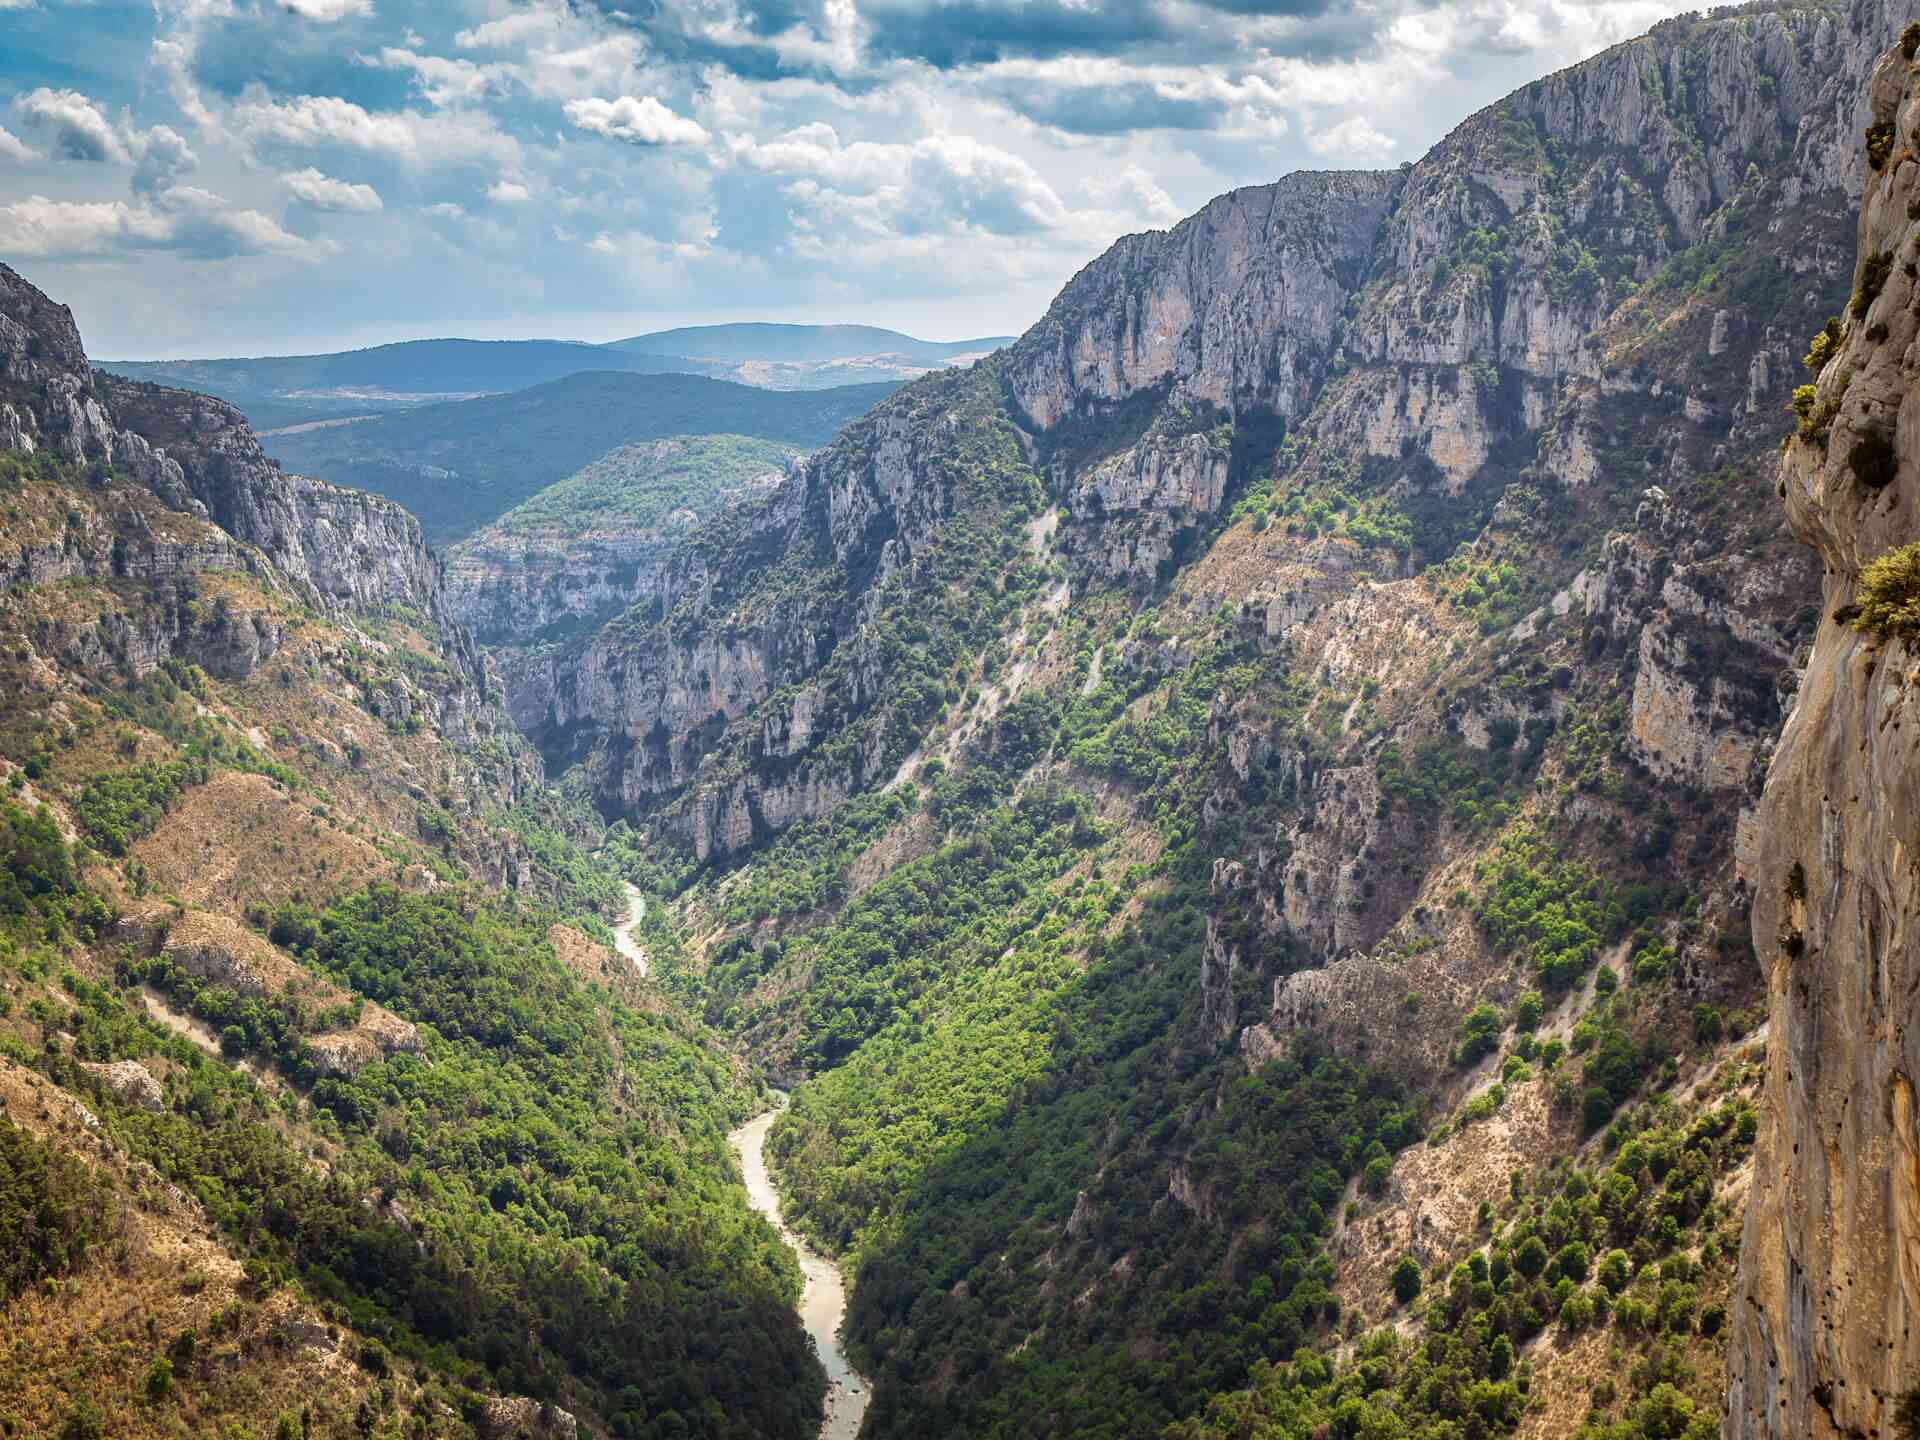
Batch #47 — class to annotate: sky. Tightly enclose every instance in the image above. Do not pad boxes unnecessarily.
[0,0,1711,358]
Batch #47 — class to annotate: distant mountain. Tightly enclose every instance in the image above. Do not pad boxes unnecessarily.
[100,325,1014,424]
[101,338,695,420]
[260,370,893,546]
[607,322,1014,365]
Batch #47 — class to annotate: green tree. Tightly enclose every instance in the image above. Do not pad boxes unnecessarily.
[1390,1254,1423,1304]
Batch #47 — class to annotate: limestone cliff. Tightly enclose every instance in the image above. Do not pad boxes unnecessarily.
[0,263,506,750]
[1729,30,1920,1439]
[545,0,1890,882]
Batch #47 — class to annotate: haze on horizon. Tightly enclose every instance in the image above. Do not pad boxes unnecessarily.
[3,0,1711,360]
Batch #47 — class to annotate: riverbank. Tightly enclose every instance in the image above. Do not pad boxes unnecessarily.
[610,882,868,1437]
[610,881,648,976]
[730,1101,871,1439]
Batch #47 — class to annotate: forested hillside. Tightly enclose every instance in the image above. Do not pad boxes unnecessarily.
[258,371,895,546]
[0,263,823,1440]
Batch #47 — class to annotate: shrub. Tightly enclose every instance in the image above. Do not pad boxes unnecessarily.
[1895,1386,1920,1440]
[1551,1241,1591,1283]
[1802,316,1843,373]
[1390,1254,1423,1304]
[145,1355,174,1402]
[1868,123,1898,172]
[1856,541,1920,641]
[1582,1086,1616,1134]
[1513,1235,1549,1279]
[1906,21,1920,59]
[1854,250,1895,317]
[1455,1002,1504,1066]
[1512,989,1544,1032]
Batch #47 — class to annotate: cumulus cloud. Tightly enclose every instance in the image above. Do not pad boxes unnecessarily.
[743,125,1068,242]
[22,0,1716,351]
[232,92,517,166]
[279,0,372,20]
[0,189,326,261]
[565,95,709,147]
[15,88,132,164]
[369,47,503,108]
[132,125,199,196]
[283,167,384,211]
[1083,164,1185,227]
[1306,114,1395,158]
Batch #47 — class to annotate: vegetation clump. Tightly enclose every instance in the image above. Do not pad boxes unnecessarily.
[1802,316,1843,373]
[1867,122,1898,172]
[1852,250,1895,318]
[1854,540,1920,641]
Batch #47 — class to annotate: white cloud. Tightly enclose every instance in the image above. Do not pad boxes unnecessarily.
[454,10,557,50]
[565,95,709,147]
[1306,114,1396,159]
[370,47,502,108]
[283,167,384,212]
[486,179,530,204]
[16,88,132,164]
[232,91,517,166]
[279,0,371,20]
[1083,164,1184,228]
[0,189,327,261]
[421,201,467,219]
[0,125,34,164]
[741,126,1066,238]
[132,125,198,195]
[738,123,909,188]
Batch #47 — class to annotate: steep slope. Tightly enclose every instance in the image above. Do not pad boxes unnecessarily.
[506,3,1917,1437]
[1728,25,1920,1440]
[260,370,896,546]
[0,264,824,1440]
[446,437,797,640]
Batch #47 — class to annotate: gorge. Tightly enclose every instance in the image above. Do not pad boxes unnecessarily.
[9,1,1920,1438]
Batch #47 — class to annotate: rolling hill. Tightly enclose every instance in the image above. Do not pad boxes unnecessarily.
[259,370,893,545]
[606,322,1015,365]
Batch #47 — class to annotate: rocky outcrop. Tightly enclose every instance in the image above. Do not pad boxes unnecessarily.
[449,526,681,659]
[1728,33,1920,1440]
[444,439,789,658]
[79,1059,165,1113]
[528,369,1014,854]
[1006,171,1397,431]
[477,1397,578,1440]
[0,263,509,750]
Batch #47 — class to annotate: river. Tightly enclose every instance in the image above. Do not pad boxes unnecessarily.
[611,881,648,975]
[610,883,870,1438]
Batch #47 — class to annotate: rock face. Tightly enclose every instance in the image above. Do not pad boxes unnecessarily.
[1728,34,1920,1440]
[477,1397,578,1440]
[0,263,504,745]
[79,1060,164,1113]
[1005,170,1397,430]
[526,369,1015,854]
[540,0,1894,869]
